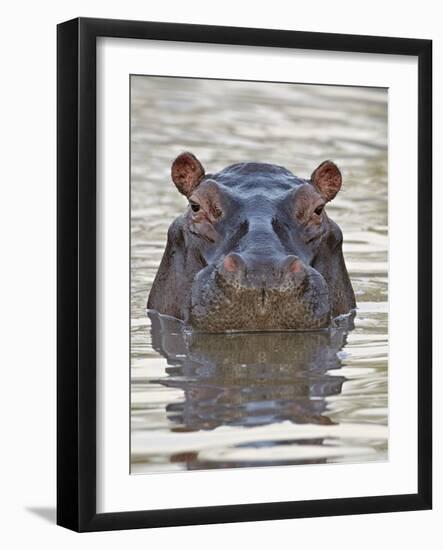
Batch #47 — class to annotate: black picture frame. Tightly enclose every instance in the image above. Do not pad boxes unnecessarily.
[57,17,432,532]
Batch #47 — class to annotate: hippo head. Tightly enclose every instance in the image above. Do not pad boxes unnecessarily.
[147,152,355,332]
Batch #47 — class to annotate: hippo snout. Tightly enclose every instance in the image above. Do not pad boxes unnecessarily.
[217,253,307,292]
[188,253,331,333]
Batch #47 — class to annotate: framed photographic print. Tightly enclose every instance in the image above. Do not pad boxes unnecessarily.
[57,17,432,532]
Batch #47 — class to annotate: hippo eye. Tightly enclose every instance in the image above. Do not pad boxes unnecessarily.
[190,202,200,213]
[314,204,324,216]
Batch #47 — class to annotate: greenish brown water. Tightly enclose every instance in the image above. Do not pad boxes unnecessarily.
[130,76,388,473]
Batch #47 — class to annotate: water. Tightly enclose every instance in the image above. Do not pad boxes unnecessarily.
[130,76,388,473]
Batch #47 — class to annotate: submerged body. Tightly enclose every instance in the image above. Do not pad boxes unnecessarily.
[148,153,355,332]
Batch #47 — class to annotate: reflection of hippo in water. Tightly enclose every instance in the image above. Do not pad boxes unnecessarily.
[149,312,349,431]
[148,152,355,332]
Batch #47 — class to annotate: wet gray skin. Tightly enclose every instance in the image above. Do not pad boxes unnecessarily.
[147,152,356,332]
[149,311,348,441]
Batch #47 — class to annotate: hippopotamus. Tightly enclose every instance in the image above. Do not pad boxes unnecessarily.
[147,152,355,332]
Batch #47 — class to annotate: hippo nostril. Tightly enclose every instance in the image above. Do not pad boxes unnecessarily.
[222,253,246,274]
[281,255,304,275]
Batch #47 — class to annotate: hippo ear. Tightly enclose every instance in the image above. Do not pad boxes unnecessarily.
[311,160,342,202]
[171,152,205,196]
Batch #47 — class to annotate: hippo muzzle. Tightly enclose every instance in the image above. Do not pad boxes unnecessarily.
[189,253,331,332]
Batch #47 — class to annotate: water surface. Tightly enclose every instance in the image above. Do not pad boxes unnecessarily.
[130,76,388,473]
